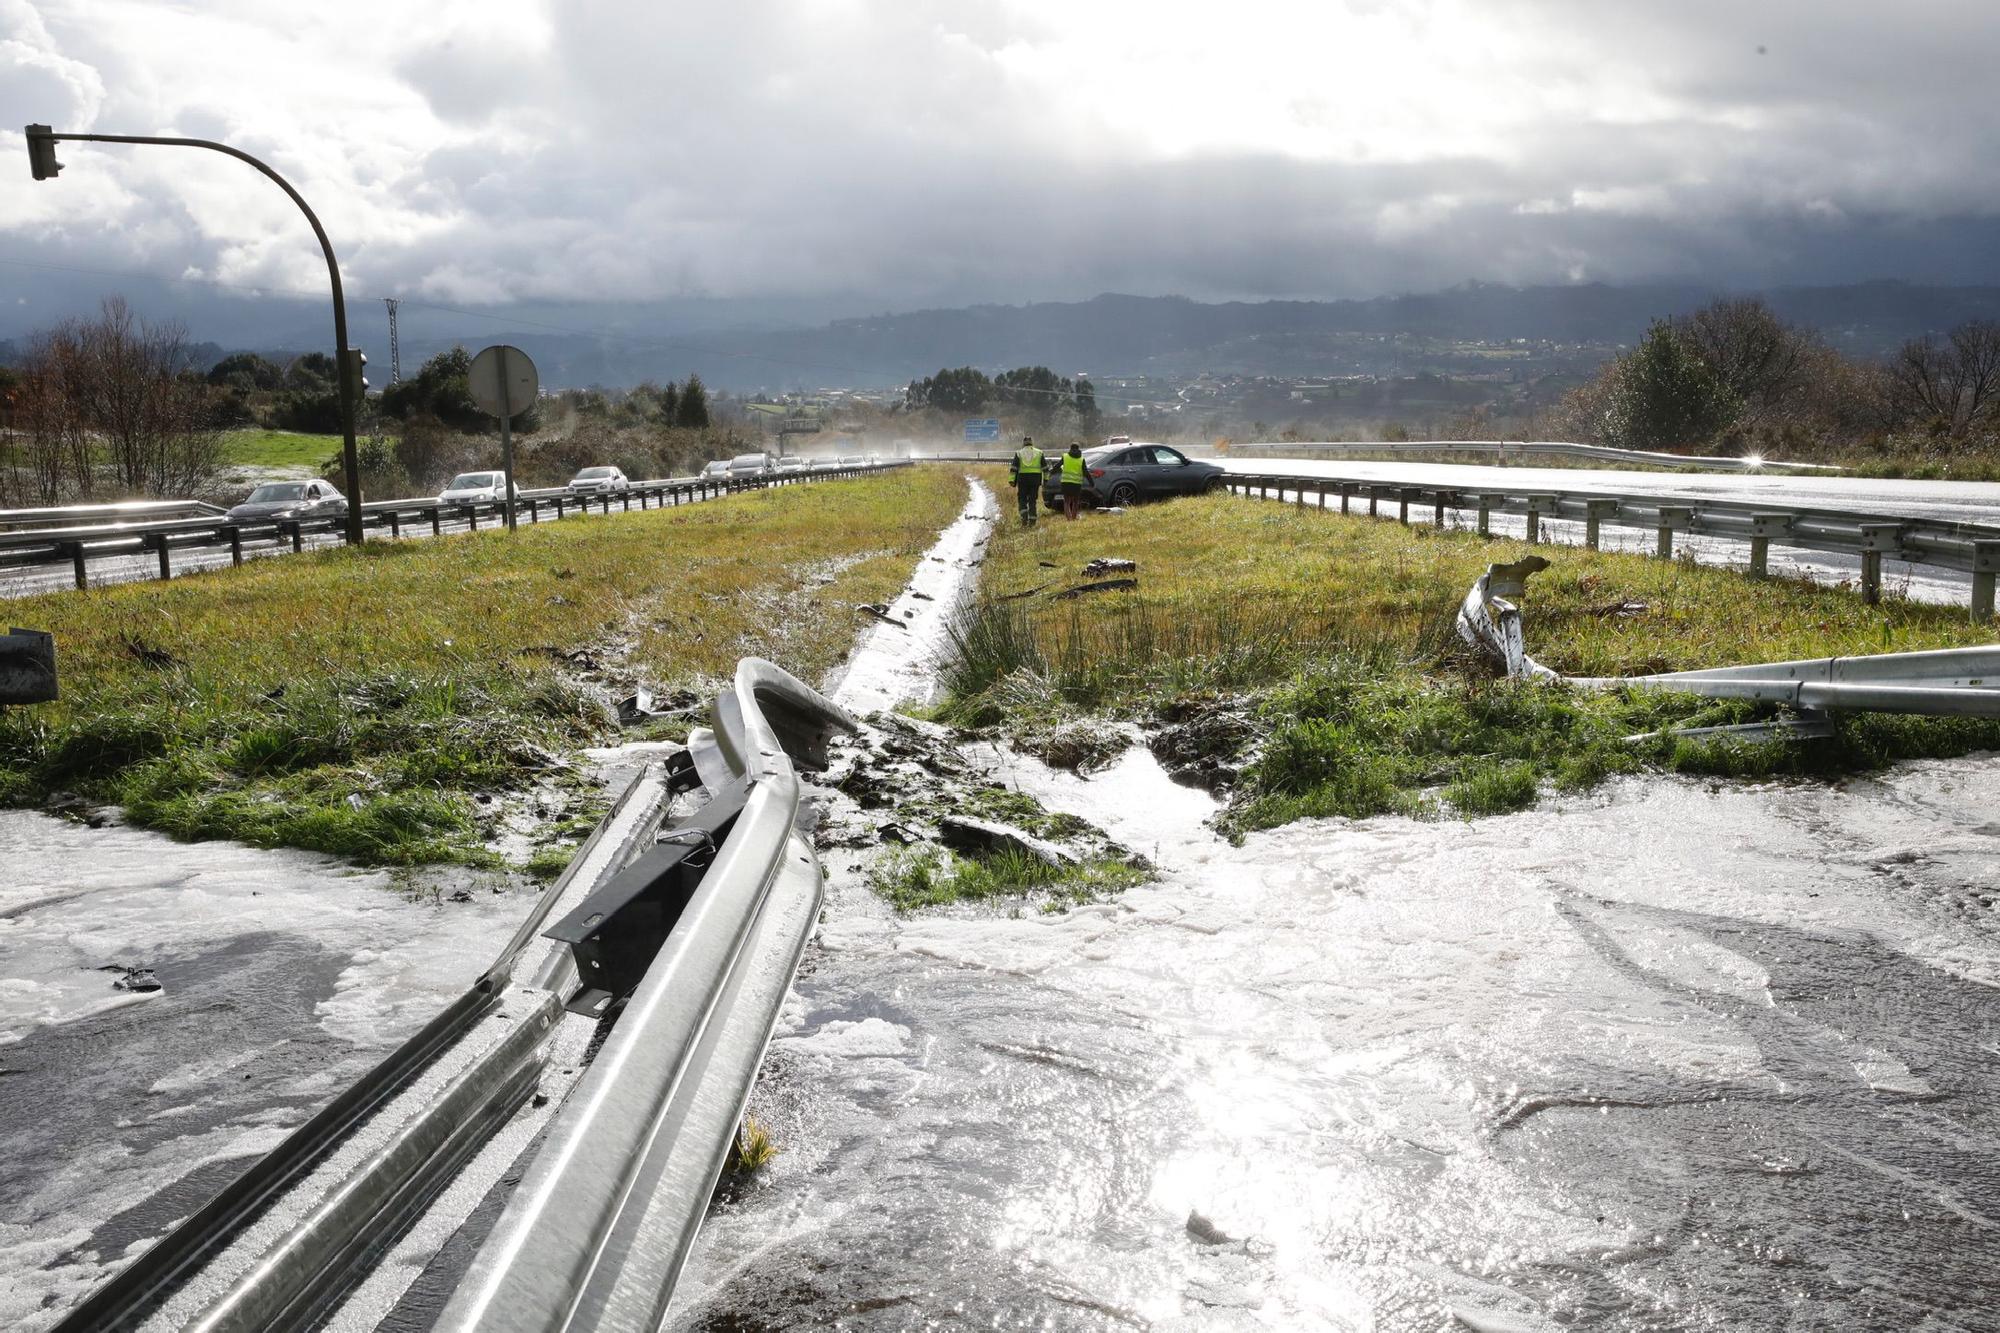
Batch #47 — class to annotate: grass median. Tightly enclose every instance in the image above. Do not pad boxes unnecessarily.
[1,467,968,867]
[949,469,2000,832]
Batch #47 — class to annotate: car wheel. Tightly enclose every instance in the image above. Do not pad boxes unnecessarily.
[1201,475,1225,494]
[1109,481,1138,506]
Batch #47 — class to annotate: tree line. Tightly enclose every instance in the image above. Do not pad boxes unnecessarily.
[0,298,730,503]
[1551,297,2000,458]
[904,365,1101,437]
[0,298,227,504]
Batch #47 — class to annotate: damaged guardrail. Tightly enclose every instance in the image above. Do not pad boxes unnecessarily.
[55,658,855,1332]
[437,660,855,1331]
[51,762,669,1333]
[1229,471,2000,620]
[0,463,900,591]
[1457,557,2000,736]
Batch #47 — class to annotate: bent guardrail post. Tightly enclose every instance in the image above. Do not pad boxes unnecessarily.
[1455,558,1556,682]
[437,659,857,1332]
[1456,557,2000,722]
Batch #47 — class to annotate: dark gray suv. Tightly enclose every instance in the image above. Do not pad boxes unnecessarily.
[1042,444,1225,510]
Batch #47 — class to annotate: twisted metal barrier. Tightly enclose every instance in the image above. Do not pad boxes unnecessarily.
[53,659,855,1332]
[1458,557,2000,738]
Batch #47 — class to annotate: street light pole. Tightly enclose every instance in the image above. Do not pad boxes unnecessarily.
[23,125,366,545]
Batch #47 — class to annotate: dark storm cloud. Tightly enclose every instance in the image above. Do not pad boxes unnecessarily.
[3,0,1999,324]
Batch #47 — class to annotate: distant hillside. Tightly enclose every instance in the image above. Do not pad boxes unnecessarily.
[375,282,2000,391]
[12,282,2000,392]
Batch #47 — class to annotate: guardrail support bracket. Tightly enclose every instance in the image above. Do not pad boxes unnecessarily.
[1477,493,1504,537]
[1747,513,1792,580]
[1583,499,1619,550]
[1973,541,2000,621]
[1655,505,1693,559]
[1523,494,1556,543]
[546,777,753,1019]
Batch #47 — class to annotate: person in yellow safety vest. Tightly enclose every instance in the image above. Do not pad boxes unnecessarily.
[1008,436,1044,526]
[1059,442,1087,520]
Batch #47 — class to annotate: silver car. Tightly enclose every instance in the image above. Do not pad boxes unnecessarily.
[567,465,629,494]
[440,471,514,505]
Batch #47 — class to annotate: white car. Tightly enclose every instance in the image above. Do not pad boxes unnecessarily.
[774,456,808,474]
[700,459,731,479]
[567,465,629,494]
[727,452,775,479]
[440,470,514,505]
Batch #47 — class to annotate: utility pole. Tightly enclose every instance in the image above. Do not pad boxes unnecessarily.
[25,124,366,544]
[384,297,401,385]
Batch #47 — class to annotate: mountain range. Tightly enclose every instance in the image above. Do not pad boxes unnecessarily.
[6,281,1999,392]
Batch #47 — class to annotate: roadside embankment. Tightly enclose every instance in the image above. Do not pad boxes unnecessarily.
[942,468,2000,831]
[0,467,969,869]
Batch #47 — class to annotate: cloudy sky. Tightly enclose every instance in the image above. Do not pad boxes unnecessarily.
[4,0,2000,327]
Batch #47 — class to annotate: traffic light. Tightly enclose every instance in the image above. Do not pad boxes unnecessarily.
[25,125,62,181]
[341,348,368,400]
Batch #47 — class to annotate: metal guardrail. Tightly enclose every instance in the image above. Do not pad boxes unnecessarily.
[918,439,1831,473]
[49,764,670,1333]
[1224,470,2000,620]
[53,659,854,1331]
[0,464,901,591]
[0,498,228,531]
[1225,438,1839,472]
[437,660,856,1331]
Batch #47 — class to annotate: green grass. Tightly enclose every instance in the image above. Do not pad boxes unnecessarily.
[525,844,577,881]
[2,468,970,866]
[220,428,346,470]
[731,1116,777,1174]
[869,845,1148,912]
[956,469,2000,830]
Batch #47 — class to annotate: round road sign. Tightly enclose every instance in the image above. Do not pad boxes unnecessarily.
[467,344,539,418]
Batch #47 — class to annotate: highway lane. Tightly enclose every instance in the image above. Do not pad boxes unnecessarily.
[0,498,661,599]
[1214,456,2000,525]
[0,476,815,600]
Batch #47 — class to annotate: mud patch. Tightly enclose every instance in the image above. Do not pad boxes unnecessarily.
[1147,694,1260,794]
[810,713,1149,911]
